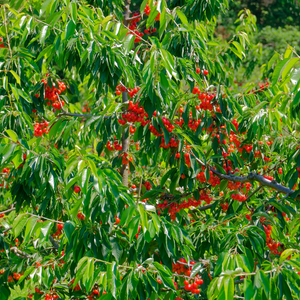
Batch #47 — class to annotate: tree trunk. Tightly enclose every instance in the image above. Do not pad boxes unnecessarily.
[121,0,131,187]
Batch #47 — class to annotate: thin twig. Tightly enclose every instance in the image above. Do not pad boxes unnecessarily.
[0,208,15,215]
[25,213,64,224]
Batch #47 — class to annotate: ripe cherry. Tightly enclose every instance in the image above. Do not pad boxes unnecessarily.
[195,278,203,285]
[74,185,81,193]
[203,70,209,75]
[196,68,200,74]
[185,284,193,291]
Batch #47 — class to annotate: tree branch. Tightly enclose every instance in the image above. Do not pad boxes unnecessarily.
[0,207,15,215]
[49,236,59,249]
[193,156,298,199]
[56,92,110,119]
[10,247,30,258]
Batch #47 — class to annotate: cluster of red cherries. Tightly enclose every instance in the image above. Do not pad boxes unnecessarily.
[157,192,212,221]
[34,121,49,137]
[128,13,141,30]
[231,193,247,202]
[119,100,150,126]
[52,223,63,238]
[87,289,103,299]
[42,78,66,110]
[263,223,283,255]
[0,37,5,48]
[82,101,90,112]
[196,169,221,188]
[121,152,133,165]
[77,212,85,220]
[220,203,229,212]
[144,2,160,21]
[115,84,140,98]
[143,181,152,190]
[2,168,10,174]
[70,278,81,291]
[160,137,178,149]
[144,27,157,34]
[44,293,59,300]
[227,181,251,202]
[107,140,122,151]
[184,278,203,294]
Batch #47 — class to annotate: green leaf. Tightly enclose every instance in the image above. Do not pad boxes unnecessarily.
[65,20,76,40]
[123,34,135,54]
[190,262,203,277]
[13,214,29,237]
[64,221,75,243]
[24,216,38,242]
[40,25,48,45]
[282,57,299,80]
[107,262,117,297]
[6,129,18,142]
[10,70,21,85]
[74,257,89,286]
[244,278,255,300]
[176,10,188,25]
[258,270,270,296]
[153,262,176,290]
[280,249,297,264]
[293,90,300,107]
[272,58,289,85]
[224,276,234,300]
[71,2,78,23]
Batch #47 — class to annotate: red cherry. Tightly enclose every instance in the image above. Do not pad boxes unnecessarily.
[196,68,200,74]
[203,70,209,75]
[74,185,81,193]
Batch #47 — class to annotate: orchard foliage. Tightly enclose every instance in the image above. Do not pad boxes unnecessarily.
[1,0,300,300]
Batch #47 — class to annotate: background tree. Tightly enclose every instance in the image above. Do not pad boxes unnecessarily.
[1,0,300,300]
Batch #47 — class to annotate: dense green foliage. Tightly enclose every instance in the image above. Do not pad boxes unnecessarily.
[1,1,300,300]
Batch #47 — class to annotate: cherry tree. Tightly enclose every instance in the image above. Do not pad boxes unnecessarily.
[1,0,300,299]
